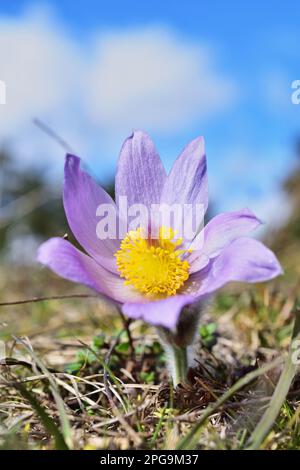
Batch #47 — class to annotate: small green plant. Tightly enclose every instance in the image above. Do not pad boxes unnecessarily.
[65,334,105,374]
[199,322,217,348]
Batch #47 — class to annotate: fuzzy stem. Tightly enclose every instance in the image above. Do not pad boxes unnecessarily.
[168,344,189,387]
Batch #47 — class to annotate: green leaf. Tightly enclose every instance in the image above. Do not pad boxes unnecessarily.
[199,323,218,348]
[115,342,130,354]
[152,341,164,355]
[64,362,82,374]
[140,371,155,384]
[199,323,217,338]
[92,334,105,350]
[76,348,96,365]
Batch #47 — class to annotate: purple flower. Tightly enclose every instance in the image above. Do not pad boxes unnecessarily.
[38,131,282,331]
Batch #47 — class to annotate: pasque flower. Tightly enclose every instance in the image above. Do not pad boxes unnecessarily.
[38,131,282,385]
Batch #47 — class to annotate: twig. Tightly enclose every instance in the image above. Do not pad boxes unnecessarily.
[33,118,74,153]
[0,357,58,373]
[102,332,142,447]
[103,333,123,402]
[118,309,135,359]
[0,294,98,307]
[0,187,57,229]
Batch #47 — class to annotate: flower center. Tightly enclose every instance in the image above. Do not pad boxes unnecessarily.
[115,227,190,298]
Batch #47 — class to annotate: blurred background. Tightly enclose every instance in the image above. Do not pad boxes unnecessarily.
[2,2,300,451]
[0,0,300,269]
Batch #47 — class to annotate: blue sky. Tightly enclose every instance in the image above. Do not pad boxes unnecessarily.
[1,0,300,228]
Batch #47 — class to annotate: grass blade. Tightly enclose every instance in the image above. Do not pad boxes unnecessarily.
[176,356,283,450]
[246,310,300,449]
[16,383,68,450]
[14,336,74,449]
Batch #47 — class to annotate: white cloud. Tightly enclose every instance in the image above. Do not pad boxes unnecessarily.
[85,27,237,135]
[0,7,238,172]
[0,9,80,135]
[0,8,84,171]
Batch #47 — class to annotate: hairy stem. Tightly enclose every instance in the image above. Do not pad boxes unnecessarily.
[166,344,189,387]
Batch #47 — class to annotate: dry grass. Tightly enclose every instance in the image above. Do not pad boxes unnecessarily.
[0,265,300,450]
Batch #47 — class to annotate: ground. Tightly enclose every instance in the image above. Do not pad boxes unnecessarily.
[0,264,299,450]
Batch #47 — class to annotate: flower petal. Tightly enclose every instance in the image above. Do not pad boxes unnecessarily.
[63,154,119,273]
[37,237,144,303]
[188,208,262,273]
[160,136,208,215]
[122,294,195,330]
[115,130,166,209]
[187,237,282,296]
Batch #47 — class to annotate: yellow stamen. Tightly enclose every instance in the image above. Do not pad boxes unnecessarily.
[115,227,190,298]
